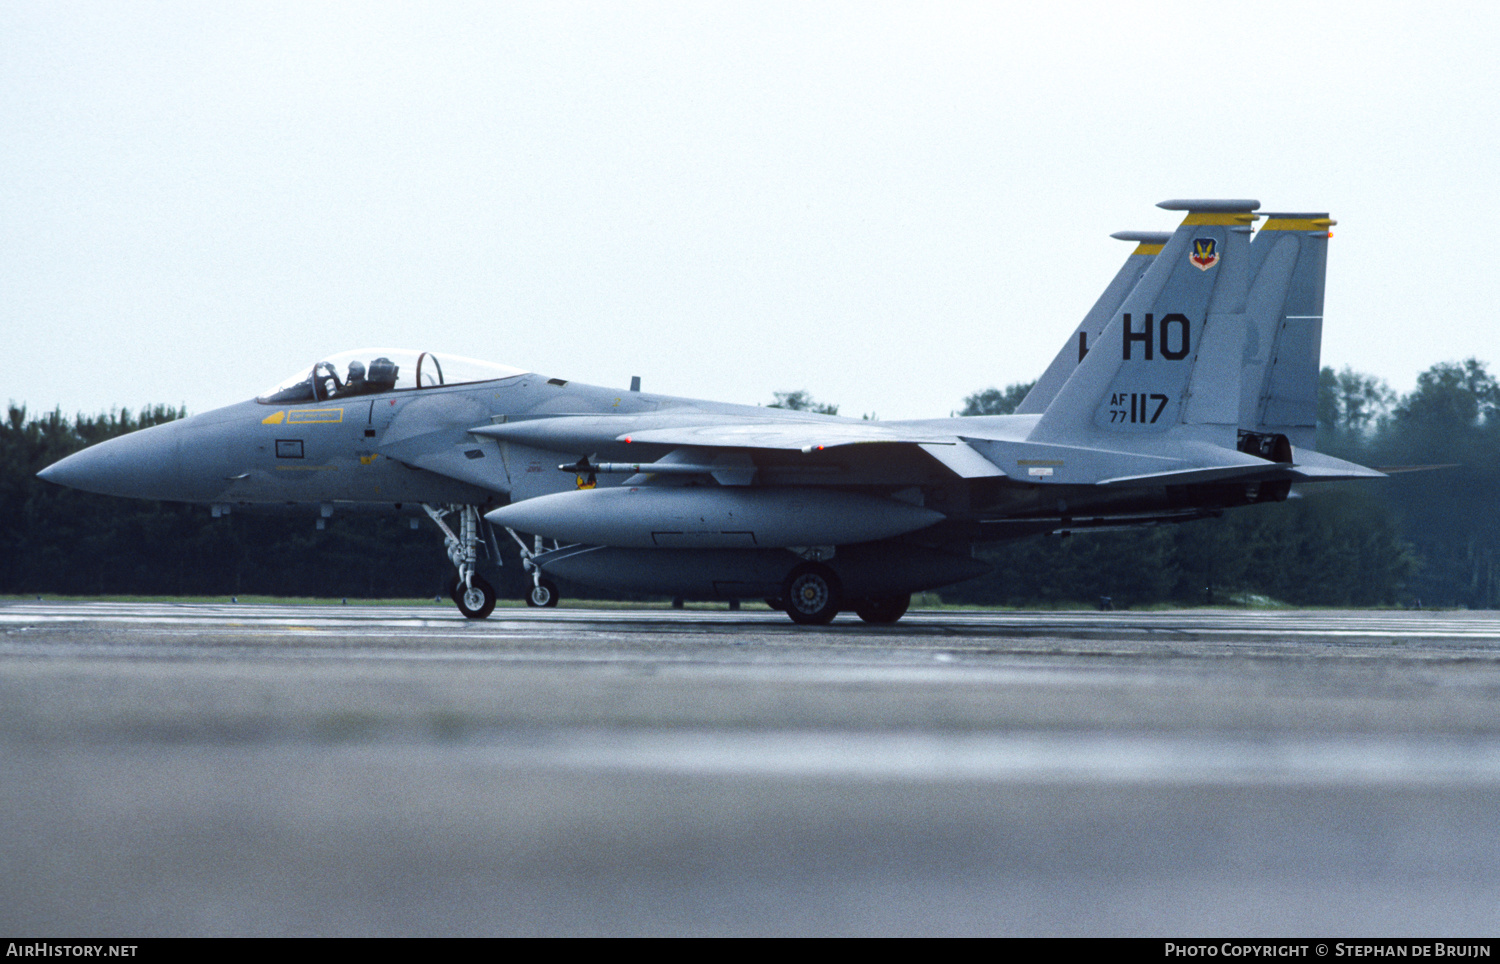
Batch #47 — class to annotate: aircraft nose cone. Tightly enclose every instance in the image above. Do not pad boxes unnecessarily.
[37,422,190,500]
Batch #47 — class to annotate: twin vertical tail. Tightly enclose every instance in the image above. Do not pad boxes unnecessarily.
[1014,230,1172,415]
[1237,212,1335,451]
[1029,199,1263,446]
[1027,199,1334,456]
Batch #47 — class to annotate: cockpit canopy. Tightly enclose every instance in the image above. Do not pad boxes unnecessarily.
[257,349,529,404]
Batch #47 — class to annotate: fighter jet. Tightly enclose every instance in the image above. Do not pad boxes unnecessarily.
[39,199,1380,623]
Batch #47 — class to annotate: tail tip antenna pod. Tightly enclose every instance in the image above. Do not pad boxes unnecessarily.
[1109,230,1173,256]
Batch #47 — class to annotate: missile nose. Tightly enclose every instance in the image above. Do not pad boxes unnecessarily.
[36,422,189,500]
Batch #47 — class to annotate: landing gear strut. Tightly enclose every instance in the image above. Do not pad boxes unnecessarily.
[506,528,562,608]
[424,504,496,619]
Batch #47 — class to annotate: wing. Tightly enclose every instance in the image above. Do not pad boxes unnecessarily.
[473,413,939,451]
[468,414,1010,479]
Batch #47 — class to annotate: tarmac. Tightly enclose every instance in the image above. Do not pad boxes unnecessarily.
[4,601,1500,936]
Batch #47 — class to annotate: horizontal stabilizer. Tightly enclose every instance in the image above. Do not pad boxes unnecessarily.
[1097,461,1289,487]
[1100,449,1386,487]
[1372,464,1459,475]
[1285,449,1386,480]
[918,441,1007,478]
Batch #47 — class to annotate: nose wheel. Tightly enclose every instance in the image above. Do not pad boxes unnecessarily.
[505,527,564,609]
[526,578,560,607]
[455,575,497,619]
[426,503,499,619]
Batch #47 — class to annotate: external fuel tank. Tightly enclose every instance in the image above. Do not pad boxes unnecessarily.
[485,485,944,549]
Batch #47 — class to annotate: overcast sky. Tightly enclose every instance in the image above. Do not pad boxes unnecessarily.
[4,1,1499,420]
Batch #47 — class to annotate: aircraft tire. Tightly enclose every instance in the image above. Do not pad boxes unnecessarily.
[782,563,841,625]
[526,578,559,608]
[854,593,911,624]
[456,575,497,619]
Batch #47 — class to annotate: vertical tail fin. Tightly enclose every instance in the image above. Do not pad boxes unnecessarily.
[1238,213,1335,450]
[1029,199,1261,446]
[1014,230,1171,415]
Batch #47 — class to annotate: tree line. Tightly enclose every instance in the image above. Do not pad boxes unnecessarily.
[946,360,1494,608]
[2,359,1496,607]
[0,404,476,600]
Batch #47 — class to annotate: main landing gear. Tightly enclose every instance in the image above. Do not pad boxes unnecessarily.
[852,594,911,624]
[424,504,496,619]
[783,562,842,625]
[779,561,912,625]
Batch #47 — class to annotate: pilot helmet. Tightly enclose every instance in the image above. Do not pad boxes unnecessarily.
[346,360,367,382]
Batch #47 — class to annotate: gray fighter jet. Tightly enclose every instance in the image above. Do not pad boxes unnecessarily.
[39,199,1380,623]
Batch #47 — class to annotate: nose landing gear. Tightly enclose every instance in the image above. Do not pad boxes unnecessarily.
[446,571,498,619]
[505,527,563,608]
[526,578,560,607]
[425,503,497,619]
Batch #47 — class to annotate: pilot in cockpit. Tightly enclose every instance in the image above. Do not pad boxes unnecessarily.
[341,360,367,396]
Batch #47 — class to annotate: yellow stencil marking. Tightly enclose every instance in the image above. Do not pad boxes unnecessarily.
[261,411,286,425]
[1181,212,1258,226]
[288,408,344,424]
